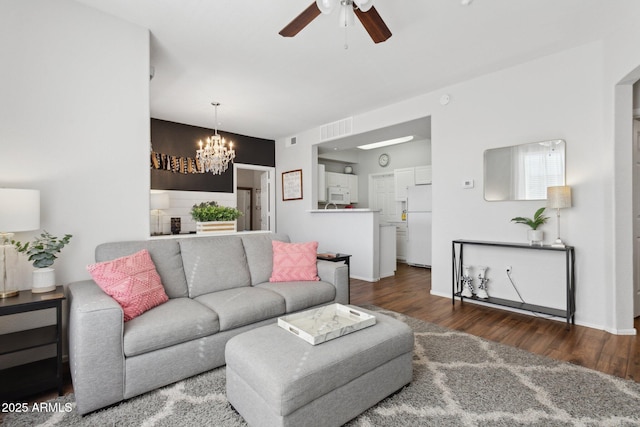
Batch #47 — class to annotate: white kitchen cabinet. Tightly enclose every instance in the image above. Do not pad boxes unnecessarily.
[318,164,326,202]
[394,168,415,201]
[414,165,432,184]
[326,171,349,188]
[395,223,407,261]
[348,174,358,203]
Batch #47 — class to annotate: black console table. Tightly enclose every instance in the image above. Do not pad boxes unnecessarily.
[452,240,575,329]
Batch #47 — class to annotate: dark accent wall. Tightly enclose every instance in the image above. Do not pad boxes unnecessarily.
[150,118,275,192]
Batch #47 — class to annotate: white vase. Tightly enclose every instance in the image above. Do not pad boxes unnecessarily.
[527,229,544,246]
[32,268,56,293]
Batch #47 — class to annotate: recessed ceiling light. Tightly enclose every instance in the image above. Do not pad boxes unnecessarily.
[357,136,414,150]
[461,0,473,5]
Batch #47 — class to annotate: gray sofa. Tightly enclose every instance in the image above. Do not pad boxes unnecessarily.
[67,232,349,415]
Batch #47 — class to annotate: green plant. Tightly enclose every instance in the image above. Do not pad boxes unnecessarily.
[190,201,243,222]
[510,207,549,230]
[13,231,73,269]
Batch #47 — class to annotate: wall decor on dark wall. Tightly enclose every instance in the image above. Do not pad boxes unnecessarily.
[150,118,275,193]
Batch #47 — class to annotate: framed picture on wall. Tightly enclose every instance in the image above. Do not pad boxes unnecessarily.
[282,169,303,201]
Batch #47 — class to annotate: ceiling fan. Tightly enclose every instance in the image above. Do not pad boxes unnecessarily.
[279,0,392,44]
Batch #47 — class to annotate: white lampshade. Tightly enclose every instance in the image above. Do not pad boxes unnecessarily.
[0,189,40,232]
[150,192,170,210]
[316,0,338,14]
[547,186,572,209]
[354,0,374,12]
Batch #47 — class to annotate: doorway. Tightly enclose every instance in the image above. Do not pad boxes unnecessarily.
[236,188,252,231]
[234,163,275,232]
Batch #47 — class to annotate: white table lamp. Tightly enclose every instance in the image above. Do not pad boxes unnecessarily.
[0,189,41,298]
[547,185,572,247]
[150,192,170,235]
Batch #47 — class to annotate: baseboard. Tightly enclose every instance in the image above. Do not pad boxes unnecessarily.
[351,274,379,282]
[430,289,634,335]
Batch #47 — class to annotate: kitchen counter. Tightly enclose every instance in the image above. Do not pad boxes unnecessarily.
[298,208,380,282]
[149,230,271,239]
[308,209,380,213]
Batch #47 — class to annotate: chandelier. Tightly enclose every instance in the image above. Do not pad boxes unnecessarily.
[196,102,236,175]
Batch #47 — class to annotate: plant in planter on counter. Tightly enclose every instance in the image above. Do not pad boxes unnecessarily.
[13,231,72,293]
[511,207,548,246]
[190,201,243,222]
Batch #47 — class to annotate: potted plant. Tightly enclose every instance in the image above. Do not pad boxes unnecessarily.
[511,207,548,246]
[190,201,243,234]
[13,231,73,293]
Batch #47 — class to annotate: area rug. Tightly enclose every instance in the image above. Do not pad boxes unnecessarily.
[3,306,640,427]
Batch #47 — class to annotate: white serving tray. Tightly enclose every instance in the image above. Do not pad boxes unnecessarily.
[277,303,376,345]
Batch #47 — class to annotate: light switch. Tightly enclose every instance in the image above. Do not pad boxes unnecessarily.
[462,179,474,189]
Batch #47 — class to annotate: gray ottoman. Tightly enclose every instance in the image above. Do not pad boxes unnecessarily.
[225,307,414,427]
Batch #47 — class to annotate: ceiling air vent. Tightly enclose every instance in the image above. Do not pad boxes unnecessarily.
[285,136,297,147]
[320,117,353,142]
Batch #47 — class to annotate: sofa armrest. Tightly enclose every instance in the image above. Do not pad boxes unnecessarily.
[68,280,125,415]
[317,260,349,304]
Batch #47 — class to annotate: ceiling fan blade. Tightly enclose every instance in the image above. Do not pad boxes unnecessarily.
[279,2,322,37]
[354,5,392,43]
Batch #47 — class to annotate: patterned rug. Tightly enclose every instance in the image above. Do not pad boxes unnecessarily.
[3,306,640,426]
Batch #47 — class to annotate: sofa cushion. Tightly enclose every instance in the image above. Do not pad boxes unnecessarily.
[256,281,336,313]
[179,236,251,298]
[194,287,285,332]
[95,240,188,299]
[241,233,290,286]
[87,249,169,322]
[270,240,320,282]
[123,297,219,357]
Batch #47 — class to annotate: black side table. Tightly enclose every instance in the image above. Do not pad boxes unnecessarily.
[317,253,352,303]
[0,286,66,401]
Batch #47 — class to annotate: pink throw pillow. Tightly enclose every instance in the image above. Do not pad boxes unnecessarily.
[270,240,320,282]
[87,249,169,321]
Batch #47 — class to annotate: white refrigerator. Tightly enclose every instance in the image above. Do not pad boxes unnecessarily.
[406,184,432,267]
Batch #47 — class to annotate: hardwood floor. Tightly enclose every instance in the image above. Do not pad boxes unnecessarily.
[22,263,640,406]
[351,262,640,382]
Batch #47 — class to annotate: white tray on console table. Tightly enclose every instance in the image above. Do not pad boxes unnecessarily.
[277,303,376,345]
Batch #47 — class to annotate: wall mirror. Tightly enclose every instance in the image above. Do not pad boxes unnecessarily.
[484,139,565,201]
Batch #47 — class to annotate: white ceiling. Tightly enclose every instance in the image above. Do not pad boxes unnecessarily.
[75,0,623,141]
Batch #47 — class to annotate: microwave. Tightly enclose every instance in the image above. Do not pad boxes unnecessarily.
[327,186,351,205]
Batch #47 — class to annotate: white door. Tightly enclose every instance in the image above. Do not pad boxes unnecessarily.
[370,173,397,223]
[634,118,640,317]
[236,189,252,231]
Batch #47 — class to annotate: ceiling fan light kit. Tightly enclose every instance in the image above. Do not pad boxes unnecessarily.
[316,0,337,14]
[339,4,355,28]
[316,0,374,14]
[280,0,391,44]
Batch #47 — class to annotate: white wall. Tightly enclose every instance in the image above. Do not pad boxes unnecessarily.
[432,42,607,329]
[276,20,640,333]
[1,0,150,289]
